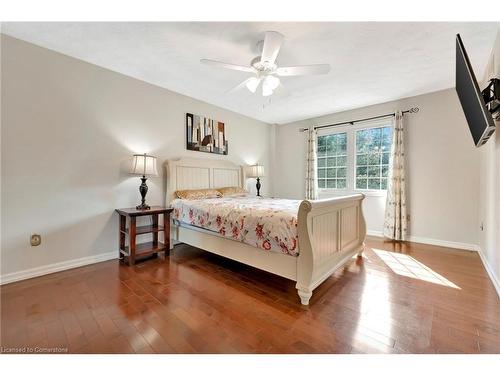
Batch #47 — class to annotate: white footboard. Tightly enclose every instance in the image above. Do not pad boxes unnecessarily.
[296,194,366,305]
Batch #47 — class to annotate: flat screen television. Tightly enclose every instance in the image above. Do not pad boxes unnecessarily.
[455,34,496,147]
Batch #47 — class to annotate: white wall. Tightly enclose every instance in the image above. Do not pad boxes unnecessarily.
[478,30,500,293]
[275,89,480,248]
[0,35,272,279]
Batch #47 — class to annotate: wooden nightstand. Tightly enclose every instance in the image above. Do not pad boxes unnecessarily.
[115,206,173,265]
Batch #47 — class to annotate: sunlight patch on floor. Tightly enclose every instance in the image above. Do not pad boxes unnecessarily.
[354,261,394,352]
[373,248,460,289]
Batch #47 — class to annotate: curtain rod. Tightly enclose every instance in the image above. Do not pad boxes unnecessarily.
[298,107,419,132]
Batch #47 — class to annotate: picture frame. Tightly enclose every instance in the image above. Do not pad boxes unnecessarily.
[186,113,228,155]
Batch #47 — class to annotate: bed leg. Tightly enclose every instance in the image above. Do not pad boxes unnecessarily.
[297,287,313,306]
[357,242,366,257]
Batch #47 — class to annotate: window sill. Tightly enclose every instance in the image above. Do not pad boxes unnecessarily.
[318,189,387,198]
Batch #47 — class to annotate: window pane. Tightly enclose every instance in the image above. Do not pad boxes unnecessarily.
[368,178,381,189]
[365,128,380,149]
[368,166,380,177]
[356,132,368,153]
[368,153,380,165]
[336,156,347,167]
[372,128,382,148]
[338,135,347,155]
[357,154,367,165]
[355,126,393,190]
[382,127,392,150]
[356,166,367,177]
[381,178,388,190]
[356,178,367,189]
[337,167,346,178]
[327,141,336,155]
[317,132,347,190]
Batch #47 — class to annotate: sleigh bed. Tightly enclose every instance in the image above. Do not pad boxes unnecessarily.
[165,158,366,305]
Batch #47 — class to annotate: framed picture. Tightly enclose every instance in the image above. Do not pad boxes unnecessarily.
[186,113,228,155]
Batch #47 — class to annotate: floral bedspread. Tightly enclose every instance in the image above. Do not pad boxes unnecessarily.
[171,197,301,256]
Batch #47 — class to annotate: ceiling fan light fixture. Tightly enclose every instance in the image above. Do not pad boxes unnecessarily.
[262,85,274,97]
[266,75,280,90]
[262,75,280,96]
[245,77,261,93]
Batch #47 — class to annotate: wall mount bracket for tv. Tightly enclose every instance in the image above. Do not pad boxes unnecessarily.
[483,78,500,121]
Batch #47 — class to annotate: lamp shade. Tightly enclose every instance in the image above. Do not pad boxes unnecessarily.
[130,153,159,176]
[246,164,265,178]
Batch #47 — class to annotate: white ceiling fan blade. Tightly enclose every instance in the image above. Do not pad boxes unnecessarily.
[260,31,284,65]
[201,59,255,73]
[276,64,331,76]
[226,77,261,94]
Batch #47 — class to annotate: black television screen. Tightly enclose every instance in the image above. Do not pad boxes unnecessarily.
[455,34,495,147]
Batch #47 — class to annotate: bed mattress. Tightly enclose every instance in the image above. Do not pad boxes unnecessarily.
[171,196,300,256]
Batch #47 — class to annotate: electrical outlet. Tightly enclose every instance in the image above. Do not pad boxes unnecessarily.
[30,234,41,246]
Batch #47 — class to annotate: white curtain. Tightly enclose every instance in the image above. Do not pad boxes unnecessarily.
[305,128,318,200]
[383,111,408,240]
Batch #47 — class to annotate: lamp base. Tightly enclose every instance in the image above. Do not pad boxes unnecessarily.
[136,176,151,210]
[135,203,151,210]
[256,177,261,197]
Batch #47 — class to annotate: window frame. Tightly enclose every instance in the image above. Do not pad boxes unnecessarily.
[316,131,348,191]
[316,118,394,197]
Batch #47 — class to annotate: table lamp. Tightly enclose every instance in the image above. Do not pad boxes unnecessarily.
[130,153,158,210]
[247,164,265,197]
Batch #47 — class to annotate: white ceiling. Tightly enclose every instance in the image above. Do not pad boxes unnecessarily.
[1,22,499,124]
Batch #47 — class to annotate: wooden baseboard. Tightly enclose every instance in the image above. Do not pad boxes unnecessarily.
[366,230,385,238]
[0,251,118,285]
[477,247,500,298]
[366,230,478,252]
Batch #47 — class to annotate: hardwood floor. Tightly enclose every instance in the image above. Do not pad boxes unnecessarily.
[1,236,499,354]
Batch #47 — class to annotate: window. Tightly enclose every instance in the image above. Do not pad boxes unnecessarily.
[317,132,347,189]
[355,126,392,190]
[317,122,393,192]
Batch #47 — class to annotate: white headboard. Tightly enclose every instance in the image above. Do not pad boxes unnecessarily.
[165,158,244,203]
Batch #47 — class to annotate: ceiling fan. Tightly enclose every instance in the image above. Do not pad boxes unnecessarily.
[201,31,331,97]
